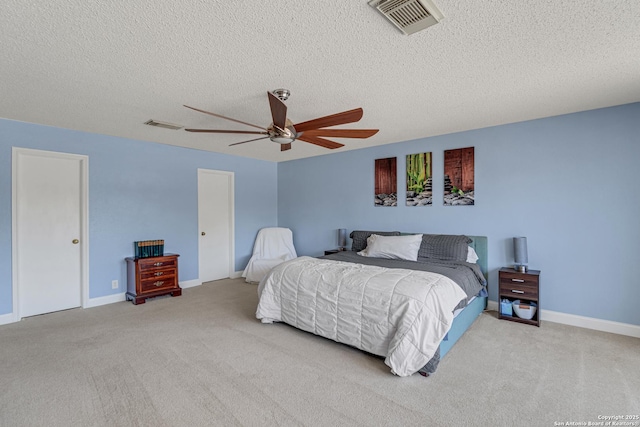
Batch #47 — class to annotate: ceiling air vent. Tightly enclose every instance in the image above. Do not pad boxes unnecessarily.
[144,119,183,130]
[369,0,444,35]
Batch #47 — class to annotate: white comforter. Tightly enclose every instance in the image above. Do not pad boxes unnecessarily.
[256,256,467,377]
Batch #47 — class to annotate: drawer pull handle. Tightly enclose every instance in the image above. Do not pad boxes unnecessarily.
[511,279,525,283]
[511,289,525,294]
[154,272,163,276]
[154,281,164,287]
[154,262,163,266]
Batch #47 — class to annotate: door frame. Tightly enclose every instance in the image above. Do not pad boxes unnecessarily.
[197,168,235,281]
[11,147,89,322]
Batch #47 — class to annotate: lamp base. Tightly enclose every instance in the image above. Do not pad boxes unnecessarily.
[514,264,528,273]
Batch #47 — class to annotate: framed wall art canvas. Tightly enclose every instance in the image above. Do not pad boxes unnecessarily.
[444,147,474,206]
[374,157,397,207]
[406,152,432,206]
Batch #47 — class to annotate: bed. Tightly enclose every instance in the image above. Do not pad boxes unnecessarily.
[256,231,488,377]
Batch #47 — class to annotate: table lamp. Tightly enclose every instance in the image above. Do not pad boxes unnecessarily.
[338,229,347,251]
[513,237,528,272]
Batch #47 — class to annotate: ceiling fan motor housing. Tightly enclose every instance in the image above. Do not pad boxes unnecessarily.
[268,119,296,144]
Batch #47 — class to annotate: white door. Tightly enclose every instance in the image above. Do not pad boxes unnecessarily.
[198,169,234,282]
[13,148,88,318]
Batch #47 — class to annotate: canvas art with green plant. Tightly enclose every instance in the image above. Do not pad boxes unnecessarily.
[406,152,432,206]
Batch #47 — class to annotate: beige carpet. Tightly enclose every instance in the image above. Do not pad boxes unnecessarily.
[1,279,638,427]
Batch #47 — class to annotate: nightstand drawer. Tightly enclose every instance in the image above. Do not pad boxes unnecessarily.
[139,257,177,270]
[140,276,177,293]
[500,284,538,299]
[140,268,176,281]
[500,271,538,287]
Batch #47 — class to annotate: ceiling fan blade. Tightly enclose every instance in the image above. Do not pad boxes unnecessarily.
[293,108,364,132]
[300,128,378,139]
[184,105,267,131]
[297,134,345,149]
[229,136,270,146]
[281,143,292,151]
[185,129,268,135]
[267,92,287,130]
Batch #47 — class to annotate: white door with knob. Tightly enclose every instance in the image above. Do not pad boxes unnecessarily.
[12,148,88,319]
[198,169,234,282]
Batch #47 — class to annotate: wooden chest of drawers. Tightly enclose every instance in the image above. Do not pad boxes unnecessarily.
[498,267,540,327]
[126,254,181,305]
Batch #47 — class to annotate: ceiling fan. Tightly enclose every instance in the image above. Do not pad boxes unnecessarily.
[183,89,379,151]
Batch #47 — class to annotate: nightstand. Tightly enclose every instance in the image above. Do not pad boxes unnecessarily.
[498,267,540,327]
[125,254,182,305]
[324,249,340,255]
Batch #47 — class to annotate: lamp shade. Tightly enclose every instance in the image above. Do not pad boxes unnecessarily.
[513,237,528,265]
[338,228,347,249]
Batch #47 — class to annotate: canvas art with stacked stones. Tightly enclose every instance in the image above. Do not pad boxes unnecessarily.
[374,157,397,207]
[444,147,475,206]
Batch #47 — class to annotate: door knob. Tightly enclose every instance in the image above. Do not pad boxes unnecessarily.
[72,239,79,244]
[201,232,206,236]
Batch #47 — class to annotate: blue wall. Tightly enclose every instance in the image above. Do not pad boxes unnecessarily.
[3,103,639,326]
[278,103,640,326]
[0,119,278,315]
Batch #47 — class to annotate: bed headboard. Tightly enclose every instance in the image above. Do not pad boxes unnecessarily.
[468,236,488,281]
[354,230,488,281]
[395,232,487,280]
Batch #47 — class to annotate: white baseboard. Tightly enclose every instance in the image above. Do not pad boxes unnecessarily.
[179,279,201,289]
[76,279,204,308]
[487,300,640,338]
[541,309,640,338]
[0,312,17,326]
[86,280,202,307]
[2,278,202,326]
[86,292,126,308]
[230,270,243,279]
[1,295,131,324]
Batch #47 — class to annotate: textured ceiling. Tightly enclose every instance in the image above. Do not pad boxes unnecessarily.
[2,0,639,162]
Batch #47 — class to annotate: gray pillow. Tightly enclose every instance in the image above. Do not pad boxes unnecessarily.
[349,230,400,252]
[418,234,472,261]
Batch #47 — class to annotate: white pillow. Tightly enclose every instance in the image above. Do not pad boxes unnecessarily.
[467,246,479,263]
[358,234,423,261]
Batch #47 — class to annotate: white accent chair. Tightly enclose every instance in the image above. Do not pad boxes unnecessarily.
[242,227,297,283]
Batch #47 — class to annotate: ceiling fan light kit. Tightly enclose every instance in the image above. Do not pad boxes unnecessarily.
[184,89,378,152]
[267,119,296,145]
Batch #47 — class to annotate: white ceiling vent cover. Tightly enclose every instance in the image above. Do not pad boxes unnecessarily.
[369,0,444,35]
[144,119,183,130]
